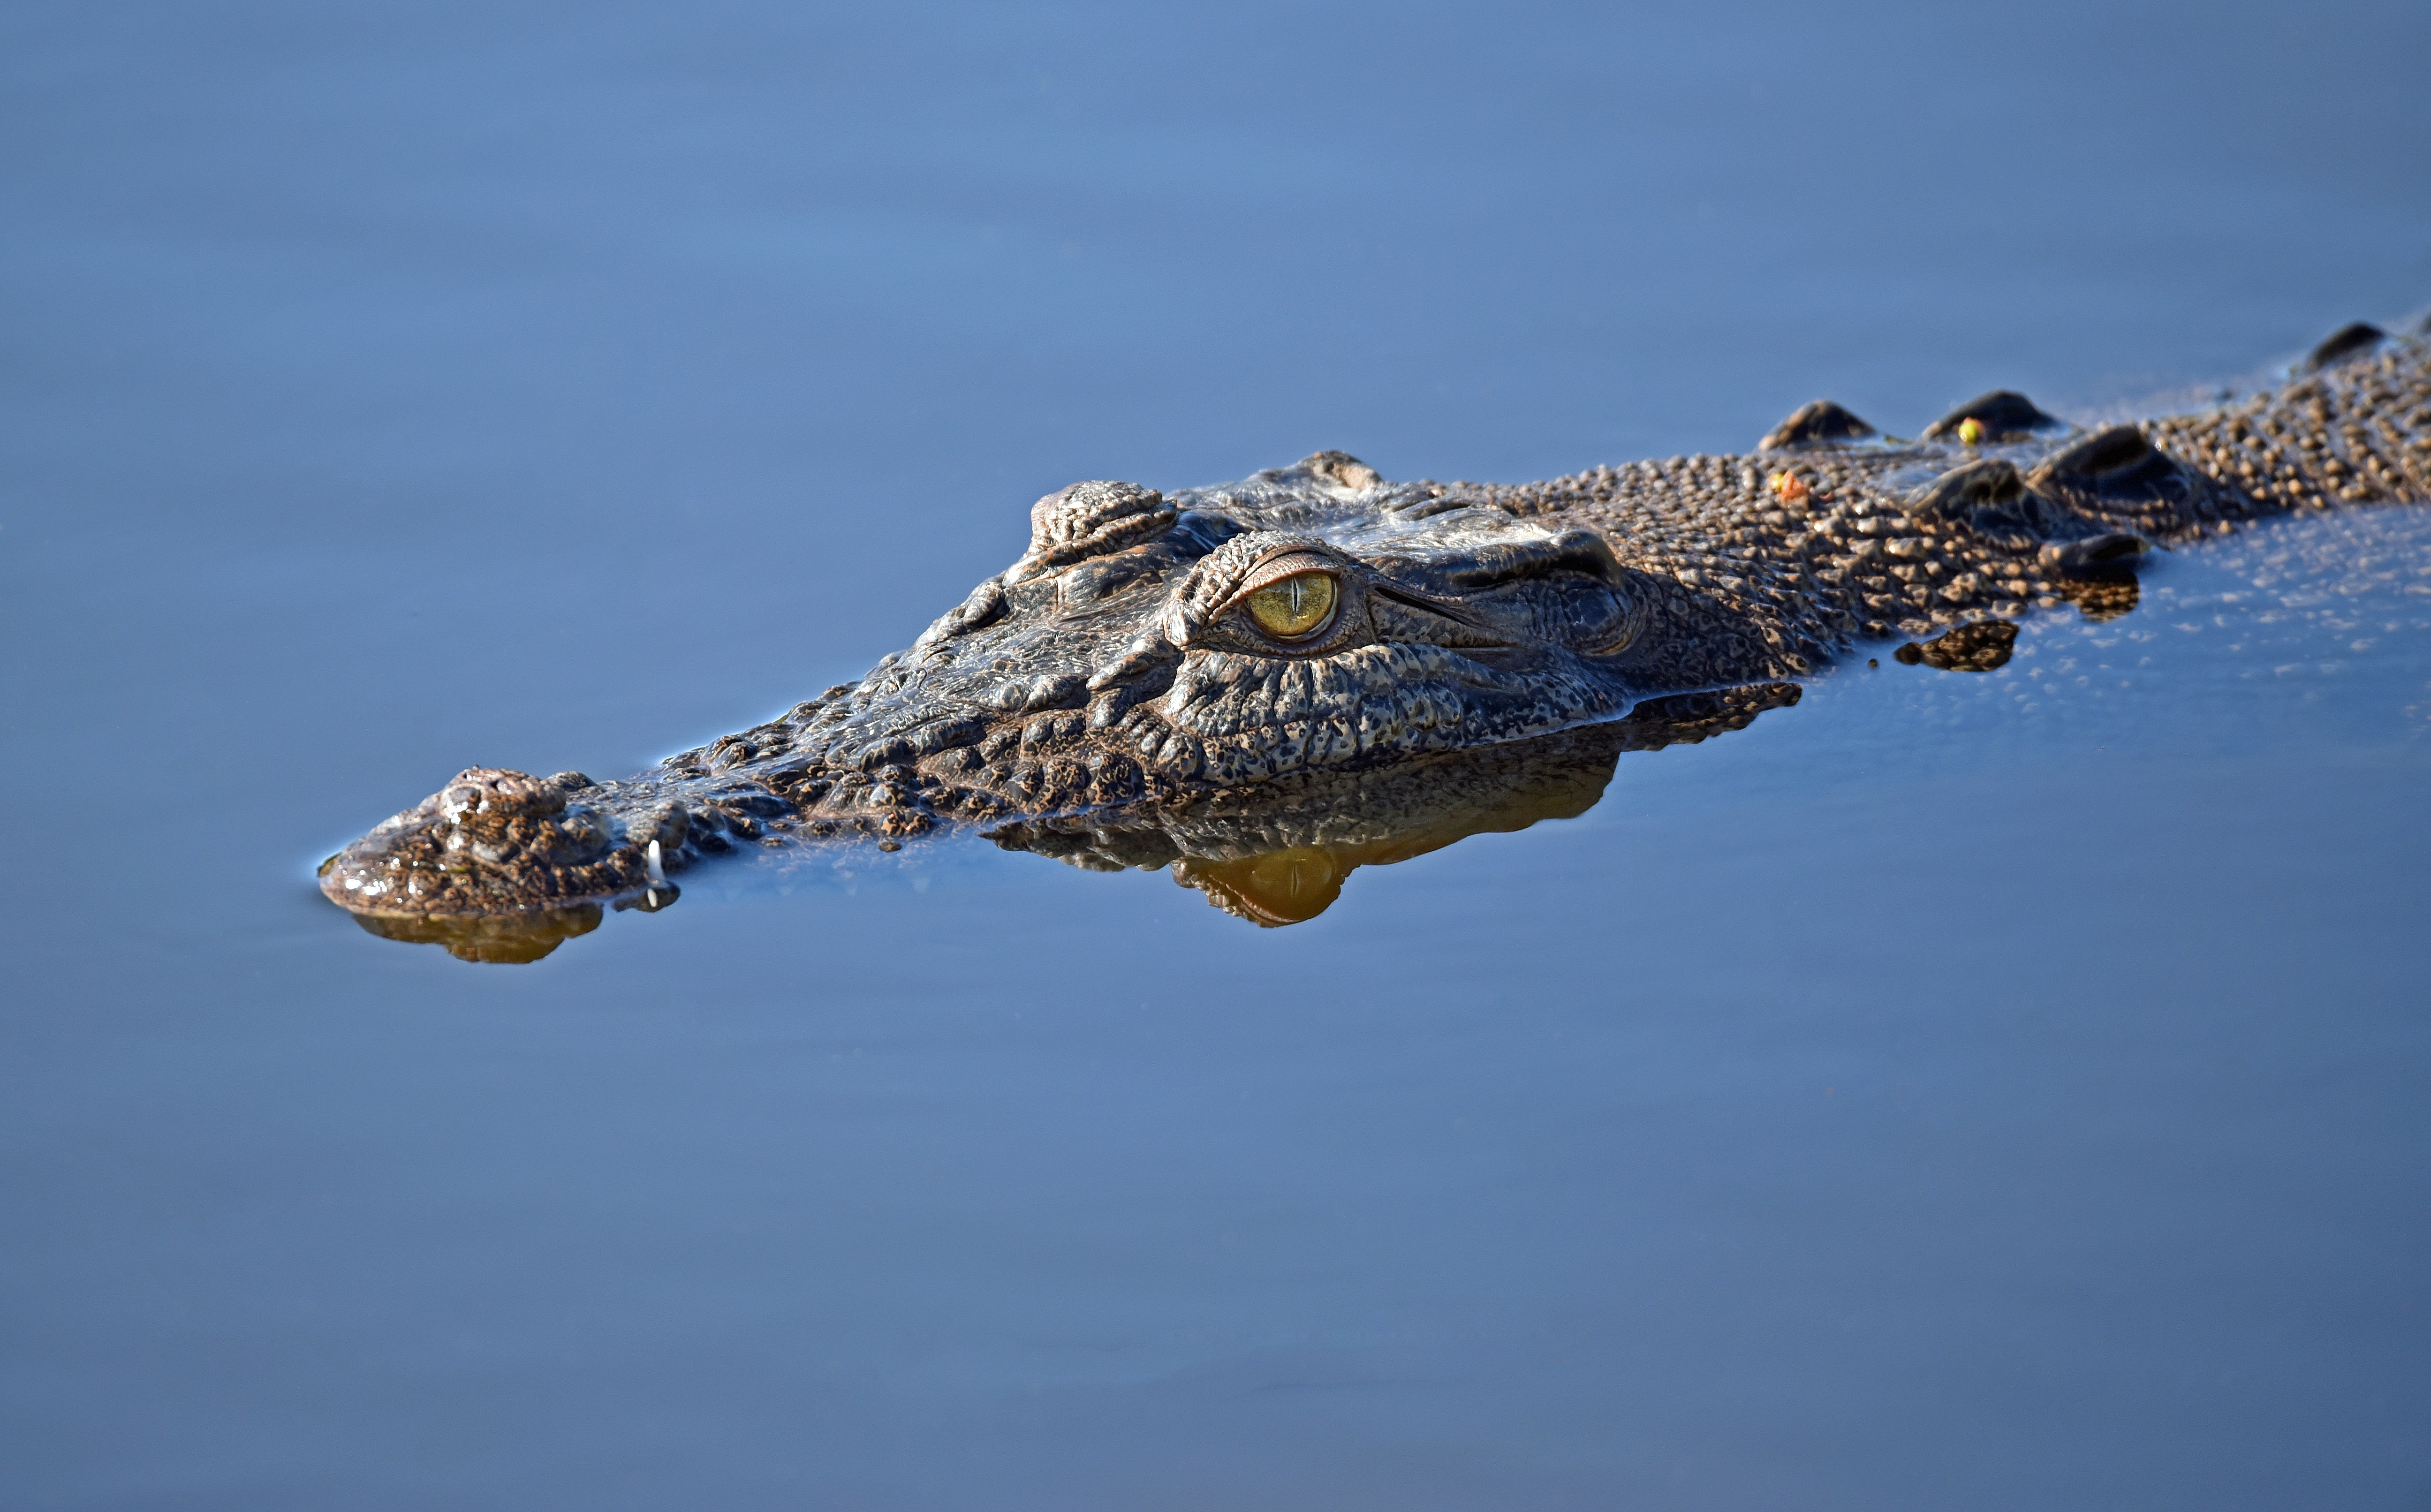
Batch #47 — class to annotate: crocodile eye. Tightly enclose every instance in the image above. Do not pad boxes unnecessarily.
[1245,572,1338,639]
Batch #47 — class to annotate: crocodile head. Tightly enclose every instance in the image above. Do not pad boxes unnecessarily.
[760,452,1651,819]
[322,453,1663,920]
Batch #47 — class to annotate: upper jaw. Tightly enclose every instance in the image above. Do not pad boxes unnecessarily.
[318,765,779,917]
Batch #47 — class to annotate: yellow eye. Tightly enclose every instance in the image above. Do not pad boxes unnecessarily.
[1245,572,1338,639]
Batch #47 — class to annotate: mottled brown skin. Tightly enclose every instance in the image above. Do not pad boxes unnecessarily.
[322,323,2431,921]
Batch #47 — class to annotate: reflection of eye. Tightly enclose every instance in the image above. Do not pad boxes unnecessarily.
[1245,572,1338,639]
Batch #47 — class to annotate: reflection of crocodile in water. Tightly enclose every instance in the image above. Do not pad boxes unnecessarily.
[984,682,1801,927]
[324,321,2431,945]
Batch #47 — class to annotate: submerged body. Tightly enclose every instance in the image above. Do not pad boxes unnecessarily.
[323,324,2431,921]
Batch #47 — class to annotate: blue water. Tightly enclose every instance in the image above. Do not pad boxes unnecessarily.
[5,3,2431,1507]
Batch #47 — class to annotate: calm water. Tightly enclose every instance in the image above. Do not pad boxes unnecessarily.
[6,3,2431,1507]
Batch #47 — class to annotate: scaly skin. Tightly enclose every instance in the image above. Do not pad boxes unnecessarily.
[322,322,2431,921]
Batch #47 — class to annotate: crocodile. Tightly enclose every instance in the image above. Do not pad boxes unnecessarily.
[321,319,2431,933]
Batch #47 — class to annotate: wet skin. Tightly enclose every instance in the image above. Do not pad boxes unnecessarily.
[322,322,2431,939]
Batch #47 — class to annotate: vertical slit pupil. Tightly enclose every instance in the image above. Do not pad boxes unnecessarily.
[1248,572,1336,637]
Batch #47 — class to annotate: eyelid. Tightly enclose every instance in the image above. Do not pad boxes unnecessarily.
[1213,552,1347,616]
